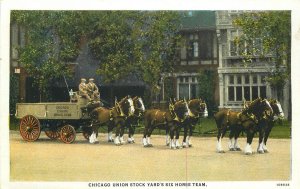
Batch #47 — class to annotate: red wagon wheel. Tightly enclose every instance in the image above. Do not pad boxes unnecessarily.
[45,129,60,139]
[60,125,76,144]
[19,115,41,142]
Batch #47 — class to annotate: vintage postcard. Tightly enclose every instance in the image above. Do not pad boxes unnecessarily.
[1,0,299,189]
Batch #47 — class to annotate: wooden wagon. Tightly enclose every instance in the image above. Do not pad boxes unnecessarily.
[15,92,97,144]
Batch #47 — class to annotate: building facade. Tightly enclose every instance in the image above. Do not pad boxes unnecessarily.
[157,11,219,110]
[215,10,290,118]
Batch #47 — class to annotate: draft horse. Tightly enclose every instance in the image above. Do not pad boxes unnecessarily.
[89,96,135,145]
[214,97,273,154]
[256,99,284,153]
[181,98,208,148]
[122,96,146,143]
[142,100,189,149]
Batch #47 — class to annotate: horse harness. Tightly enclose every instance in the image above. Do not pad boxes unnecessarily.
[226,109,258,125]
[169,103,185,123]
[151,110,167,126]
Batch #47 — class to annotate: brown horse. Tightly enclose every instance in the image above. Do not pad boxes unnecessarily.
[89,96,135,145]
[142,100,189,149]
[181,99,208,148]
[123,96,146,143]
[256,99,284,153]
[214,97,273,154]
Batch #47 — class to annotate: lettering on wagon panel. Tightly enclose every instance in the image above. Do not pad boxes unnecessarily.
[48,105,74,117]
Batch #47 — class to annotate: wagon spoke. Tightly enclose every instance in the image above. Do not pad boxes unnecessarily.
[19,115,41,142]
[60,125,76,144]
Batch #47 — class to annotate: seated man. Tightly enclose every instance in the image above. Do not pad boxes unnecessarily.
[87,78,100,102]
[79,78,91,101]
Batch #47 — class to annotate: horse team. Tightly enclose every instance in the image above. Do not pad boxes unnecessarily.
[87,96,284,155]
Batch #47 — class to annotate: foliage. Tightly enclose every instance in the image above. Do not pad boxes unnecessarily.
[197,70,217,116]
[88,11,182,101]
[163,77,175,101]
[11,11,88,101]
[233,11,291,91]
[12,11,182,103]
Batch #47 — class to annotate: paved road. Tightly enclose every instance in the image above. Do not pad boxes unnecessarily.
[10,131,291,181]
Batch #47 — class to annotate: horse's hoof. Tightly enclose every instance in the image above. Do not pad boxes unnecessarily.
[218,150,225,153]
[108,139,114,143]
[257,150,264,154]
[115,143,121,146]
[166,143,170,146]
[147,144,153,147]
[188,144,192,147]
[245,152,252,155]
[229,148,235,151]
[264,150,269,153]
[235,148,241,151]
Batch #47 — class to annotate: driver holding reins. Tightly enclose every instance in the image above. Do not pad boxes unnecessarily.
[87,78,100,102]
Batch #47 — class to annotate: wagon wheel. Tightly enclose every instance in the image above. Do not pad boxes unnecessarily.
[19,115,41,142]
[82,127,93,140]
[45,128,60,139]
[60,125,76,144]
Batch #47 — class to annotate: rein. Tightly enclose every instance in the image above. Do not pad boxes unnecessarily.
[169,103,180,122]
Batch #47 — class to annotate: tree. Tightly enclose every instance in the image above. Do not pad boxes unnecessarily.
[88,11,181,104]
[12,11,182,104]
[197,70,217,116]
[233,11,291,98]
[11,11,88,101]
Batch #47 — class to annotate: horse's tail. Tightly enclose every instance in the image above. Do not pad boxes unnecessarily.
[214,110,226,129]
[143,110,152,137]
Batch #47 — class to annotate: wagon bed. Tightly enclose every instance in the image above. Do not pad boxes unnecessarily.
[15,95,96,144]
[16,102,87,120]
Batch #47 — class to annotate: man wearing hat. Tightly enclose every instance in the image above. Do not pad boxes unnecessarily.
[87,78,100,101]
[79,78,91,101]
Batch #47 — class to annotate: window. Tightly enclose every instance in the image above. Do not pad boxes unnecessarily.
[229,29,264,57]
[244,86,250,101]
[178,76,199,99]
[187,34,199,58]
[236,87,242,101]
[193,42,199,57]
[199,31,212,60]
[179,84,189,99]
[227,74,267,102]
[228,87,234,101]
[260,86,266,98]
[183,31,215,62]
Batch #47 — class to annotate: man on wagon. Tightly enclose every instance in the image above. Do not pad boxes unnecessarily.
[79,78,91,101]
[87,78,100,102]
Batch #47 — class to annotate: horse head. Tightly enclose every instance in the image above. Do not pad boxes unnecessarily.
[187,99,208,118]
[269,99,284,119]
[133,96,146,115]
[117,96,135,117]
[243,98,273,118]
